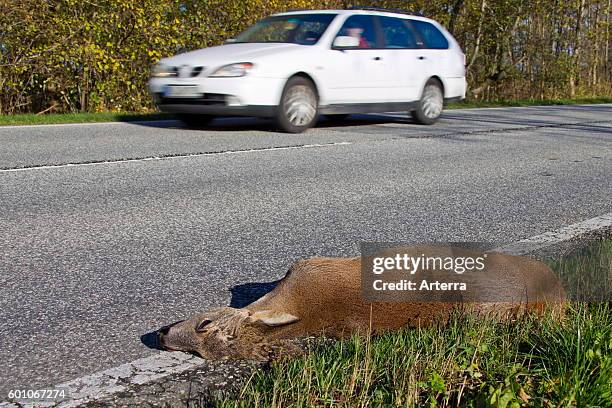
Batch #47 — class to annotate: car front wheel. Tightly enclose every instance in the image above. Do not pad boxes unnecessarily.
[411,79,444,125]
[276,76,318,133]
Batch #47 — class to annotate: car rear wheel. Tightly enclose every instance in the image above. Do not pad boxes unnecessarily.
[176,114,214,129]
[411,79,444,125]
[276,76,318,133]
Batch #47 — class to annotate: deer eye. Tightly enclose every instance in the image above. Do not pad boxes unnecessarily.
[196,319,213,332]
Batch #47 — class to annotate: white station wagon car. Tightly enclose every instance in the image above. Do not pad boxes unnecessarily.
[149,7,466,133]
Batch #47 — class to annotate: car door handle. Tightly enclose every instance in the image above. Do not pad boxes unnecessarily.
[373,56,382,61]
[418,56,426,60]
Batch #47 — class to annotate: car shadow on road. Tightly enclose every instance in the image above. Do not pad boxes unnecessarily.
[318,114,416,128]
[128,114,416,132]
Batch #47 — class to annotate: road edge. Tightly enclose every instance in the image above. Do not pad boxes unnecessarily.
[2,212,611,408]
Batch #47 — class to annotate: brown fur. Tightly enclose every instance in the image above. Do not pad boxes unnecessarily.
[159,246,566,360]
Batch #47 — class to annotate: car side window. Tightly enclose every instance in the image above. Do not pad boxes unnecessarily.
[335,15,377,49]
[379,16,417,49]
[411,20,449,49]
[292,15,338,45]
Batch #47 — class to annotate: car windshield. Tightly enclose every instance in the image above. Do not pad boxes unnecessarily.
[234,14,337,45]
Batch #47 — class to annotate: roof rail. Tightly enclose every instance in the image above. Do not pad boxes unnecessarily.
[347,6,423,17]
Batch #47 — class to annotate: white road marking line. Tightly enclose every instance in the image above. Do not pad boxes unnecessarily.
[53,352,203,408]
[494,212,612,255]
[3,212,611,407]
[0,352,203,408]
[0,142,353,173]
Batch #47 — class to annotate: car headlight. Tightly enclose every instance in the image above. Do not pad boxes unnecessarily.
[151,63,177,78]
[209,62,254,77]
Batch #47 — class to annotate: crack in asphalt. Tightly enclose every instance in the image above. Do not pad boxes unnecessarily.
[0,119,610,173]
[0,141,353,172]
[375,118,612,139]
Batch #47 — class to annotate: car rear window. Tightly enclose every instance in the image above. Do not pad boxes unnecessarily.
[379,16,418,49]
[411,20,449,49]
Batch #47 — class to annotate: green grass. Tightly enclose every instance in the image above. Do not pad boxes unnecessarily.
[0,111,172,126]
[1,97,611,127]
[445,96,612,110]
[548,239,612,302]
[207,240,611,408]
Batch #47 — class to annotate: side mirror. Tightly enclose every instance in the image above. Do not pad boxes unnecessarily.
[225,38,236,44]
[332,36,359,49]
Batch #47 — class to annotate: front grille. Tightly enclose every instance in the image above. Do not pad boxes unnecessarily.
[158,93,227,106]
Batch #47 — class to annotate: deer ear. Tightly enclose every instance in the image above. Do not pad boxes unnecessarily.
[249,310,299,327]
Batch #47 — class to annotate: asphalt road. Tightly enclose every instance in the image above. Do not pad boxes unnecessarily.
[0,105,611,395]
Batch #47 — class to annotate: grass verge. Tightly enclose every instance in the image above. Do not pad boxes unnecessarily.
[445,96,612,110]
[0,97,611,127]
[0,111,173,126]
[208,240,611,407]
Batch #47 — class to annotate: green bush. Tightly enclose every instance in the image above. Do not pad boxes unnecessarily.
[1,0,610,114]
